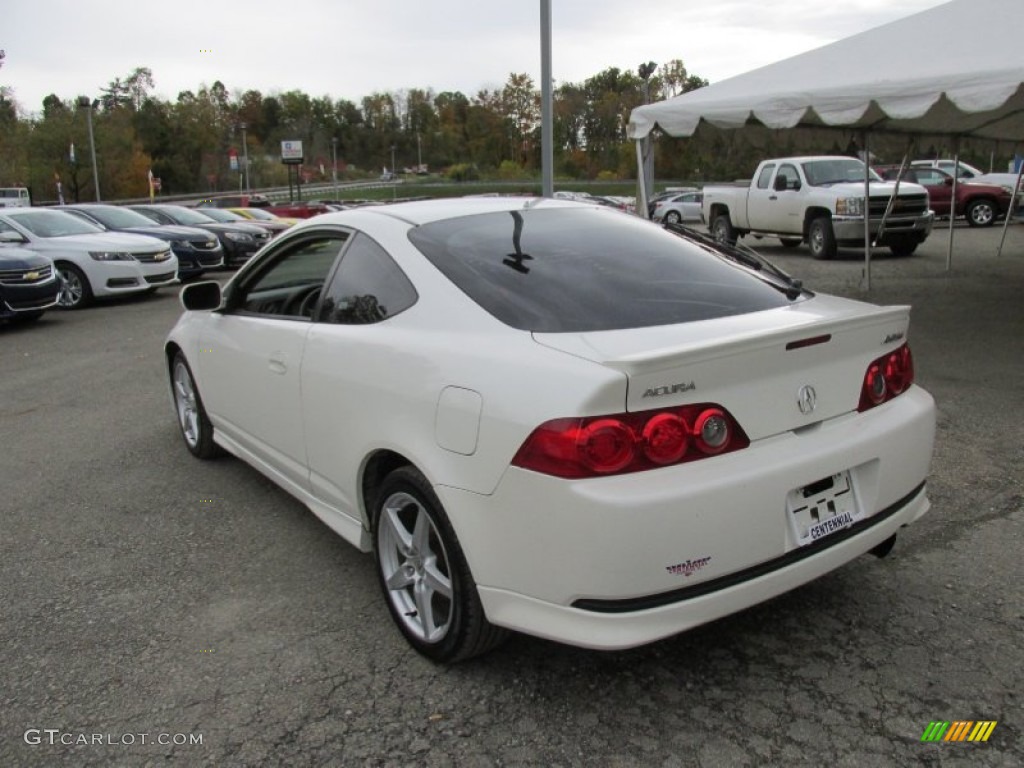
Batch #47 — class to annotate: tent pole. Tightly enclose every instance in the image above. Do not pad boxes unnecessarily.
[636,140,650,219]
[862,131,871,291]
[947,137,961,272]
[874,138,915,250]
[996,152,1024,257]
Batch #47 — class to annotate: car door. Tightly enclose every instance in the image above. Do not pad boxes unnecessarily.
[911,169,952,215]
[197,231,346,492]
[301,233,419,528]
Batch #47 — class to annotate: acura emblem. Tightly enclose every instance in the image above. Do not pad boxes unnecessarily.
[797,385,817,415]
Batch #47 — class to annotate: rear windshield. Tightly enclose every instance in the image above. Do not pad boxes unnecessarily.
[408,207,798,333]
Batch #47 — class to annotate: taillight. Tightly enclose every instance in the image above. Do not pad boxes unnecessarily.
[512,404,749,479]
[859,343,914,412]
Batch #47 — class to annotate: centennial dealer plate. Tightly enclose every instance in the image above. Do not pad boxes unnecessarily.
[786,471,862,547]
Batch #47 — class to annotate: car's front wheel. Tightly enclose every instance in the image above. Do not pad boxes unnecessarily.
[807,217,837,260]
[374,466,508,662]
[171,352,222,459]
[55,263,93,309]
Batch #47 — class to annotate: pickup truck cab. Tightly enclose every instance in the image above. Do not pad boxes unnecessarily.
[702,156,934,259]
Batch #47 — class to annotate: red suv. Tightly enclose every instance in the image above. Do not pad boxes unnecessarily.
[875,165,1012,227]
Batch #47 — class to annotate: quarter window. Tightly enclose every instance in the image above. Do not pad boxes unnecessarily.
[316,234,417,325]
[756,165,776,189]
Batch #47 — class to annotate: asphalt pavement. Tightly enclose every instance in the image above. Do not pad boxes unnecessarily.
[1,219,1021,767]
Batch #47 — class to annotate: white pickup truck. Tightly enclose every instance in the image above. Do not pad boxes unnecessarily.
[701,156,934,259]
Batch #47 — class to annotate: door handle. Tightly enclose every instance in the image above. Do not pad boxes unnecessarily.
[268,353,287,375]
[769,195,778,201]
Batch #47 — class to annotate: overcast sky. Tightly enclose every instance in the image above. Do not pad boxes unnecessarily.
[2,0,948,114]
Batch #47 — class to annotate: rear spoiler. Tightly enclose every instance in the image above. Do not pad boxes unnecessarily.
[601,305,911,376]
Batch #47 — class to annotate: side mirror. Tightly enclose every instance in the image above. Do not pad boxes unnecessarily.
[180,280,222,311]
[0,230,28,244]
[944,178,955,187]
[774,176,788,192]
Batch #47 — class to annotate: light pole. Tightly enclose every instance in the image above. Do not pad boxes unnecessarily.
[78,95,100,201]
[390,144,396,179]
[637,61,658,214]
[331,136,339,199]
[417,132,422,172]
[239,121,250,193]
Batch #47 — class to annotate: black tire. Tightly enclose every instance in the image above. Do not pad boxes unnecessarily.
[170,352,223,459]
[373,466,508,662]
[664,210,682,225]
[779,238,802,248]
[807,217,837,260]
[55,263,93,309]
[965,198,997,227]
[711,213,737,246]
[889,239,919,257]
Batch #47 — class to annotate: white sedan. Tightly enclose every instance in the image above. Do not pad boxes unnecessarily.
[0,208,178,308]
[166,197,935,662]
[651,190,704,224]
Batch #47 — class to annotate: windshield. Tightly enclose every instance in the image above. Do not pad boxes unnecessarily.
[802,158,882,186]
[73,206,157,229]
[158,206,216,225]
[409,207,799,333]
[199,208,245,222]
[4,209,104,237]
[238,208,275,220]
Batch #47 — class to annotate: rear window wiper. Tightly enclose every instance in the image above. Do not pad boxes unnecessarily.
[664,222,806,300]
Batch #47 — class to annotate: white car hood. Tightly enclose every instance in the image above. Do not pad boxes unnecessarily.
[827,180,927,196]
[30,232,167,252]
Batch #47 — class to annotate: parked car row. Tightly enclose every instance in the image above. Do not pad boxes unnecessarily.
[0,202,299,320]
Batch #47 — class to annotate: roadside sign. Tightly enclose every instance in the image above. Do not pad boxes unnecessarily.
[281,140,304,165]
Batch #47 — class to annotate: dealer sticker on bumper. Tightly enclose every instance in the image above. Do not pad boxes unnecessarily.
[786,471,862,547]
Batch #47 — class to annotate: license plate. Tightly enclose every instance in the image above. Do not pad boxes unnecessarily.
[786,471,861,547]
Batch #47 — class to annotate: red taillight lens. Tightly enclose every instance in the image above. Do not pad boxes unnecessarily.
[511,404,748,479]
[859,343,914,411]
[641,412,689,465]
[579,419,635,473]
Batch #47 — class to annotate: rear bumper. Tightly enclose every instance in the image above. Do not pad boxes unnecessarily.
[436,386,935,650]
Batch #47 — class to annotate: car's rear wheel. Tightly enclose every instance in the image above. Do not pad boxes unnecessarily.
[965,198,997,227]
[807,217,837,260]
[171,352,222,459]
[664,210,682,225]
[55,263,93,309]
[711,213,737,246]
[374,466,508,662]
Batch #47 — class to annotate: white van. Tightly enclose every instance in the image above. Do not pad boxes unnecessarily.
[0,187,31,208]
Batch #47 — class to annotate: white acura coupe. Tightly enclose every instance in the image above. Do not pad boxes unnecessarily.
[165,197,935,662]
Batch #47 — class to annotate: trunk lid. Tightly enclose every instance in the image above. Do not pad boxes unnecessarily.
[533,295,911,441]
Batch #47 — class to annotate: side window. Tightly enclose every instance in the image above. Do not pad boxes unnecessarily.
[238,235,346,318]
[776,164,800,190]
[317,234,417,325]
[756,164,776,189]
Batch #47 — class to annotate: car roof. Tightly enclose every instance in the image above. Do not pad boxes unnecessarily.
[320,196,597,227]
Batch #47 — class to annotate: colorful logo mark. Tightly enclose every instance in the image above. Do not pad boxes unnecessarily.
[921,721,997,742]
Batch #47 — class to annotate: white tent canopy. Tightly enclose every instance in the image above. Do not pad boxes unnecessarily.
[629,0,1024,143]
